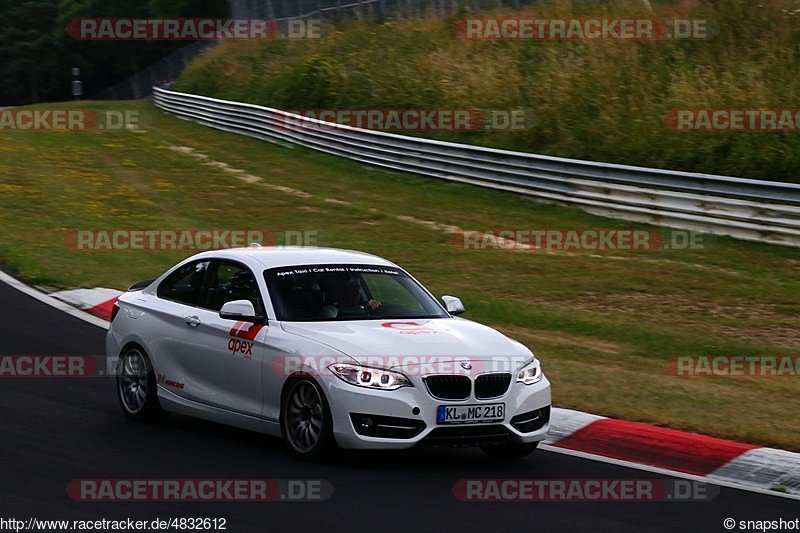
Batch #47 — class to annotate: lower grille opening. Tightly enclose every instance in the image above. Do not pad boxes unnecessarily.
[424,375,471,400]
[419,425,513,448]
[510,406,551,433]
[350,413,426,439]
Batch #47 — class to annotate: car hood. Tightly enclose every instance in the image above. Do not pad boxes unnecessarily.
[280,318,532,371]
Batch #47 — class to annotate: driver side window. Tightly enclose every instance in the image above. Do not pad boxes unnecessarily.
[201,261,263,313]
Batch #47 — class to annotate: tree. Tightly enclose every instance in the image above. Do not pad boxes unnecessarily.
[0,0,230,105]
[0,0,60,103]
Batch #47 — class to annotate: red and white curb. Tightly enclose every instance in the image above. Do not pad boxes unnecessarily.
[545,408,800,497]
[49,287,122,322]
[2,276,798,499]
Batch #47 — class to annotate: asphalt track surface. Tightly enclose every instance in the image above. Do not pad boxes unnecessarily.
[0,278,797,532]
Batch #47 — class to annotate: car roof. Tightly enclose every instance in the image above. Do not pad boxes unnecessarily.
[191,246,397,270]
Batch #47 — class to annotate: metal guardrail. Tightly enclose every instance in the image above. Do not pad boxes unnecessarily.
[153,87,800,247]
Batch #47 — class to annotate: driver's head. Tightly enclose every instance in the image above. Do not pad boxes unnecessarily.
[339,277,361,307]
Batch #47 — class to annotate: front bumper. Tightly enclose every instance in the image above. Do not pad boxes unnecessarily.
[323,372,551,449]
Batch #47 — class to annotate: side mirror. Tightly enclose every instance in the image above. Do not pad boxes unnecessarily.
[219,300,266,324]
[442,295,465,316]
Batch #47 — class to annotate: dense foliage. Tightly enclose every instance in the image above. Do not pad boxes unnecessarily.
[0,0,228,105]
[178,0,800,181]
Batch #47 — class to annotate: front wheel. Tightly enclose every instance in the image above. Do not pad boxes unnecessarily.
[116,346,168,423]
[480,441,539,459]
[281,378,335,460]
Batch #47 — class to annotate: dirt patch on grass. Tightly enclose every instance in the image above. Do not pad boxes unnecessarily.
[497,325,629,356]
[571,292,800,350]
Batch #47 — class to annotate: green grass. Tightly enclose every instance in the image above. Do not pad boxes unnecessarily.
[0,99,798,449]
[177,0,800,182]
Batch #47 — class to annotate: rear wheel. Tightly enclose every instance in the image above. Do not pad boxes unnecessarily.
[116,346,168,423]
[281,378,335,460]
[480,441,539,459]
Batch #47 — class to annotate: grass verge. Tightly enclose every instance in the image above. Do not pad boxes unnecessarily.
[0,99,798,449]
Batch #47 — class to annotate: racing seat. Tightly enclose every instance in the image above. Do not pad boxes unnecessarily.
[227,270,262,313]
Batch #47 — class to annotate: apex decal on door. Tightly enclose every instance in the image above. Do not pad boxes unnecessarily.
[228,321,265,359]
[228,338,254,358]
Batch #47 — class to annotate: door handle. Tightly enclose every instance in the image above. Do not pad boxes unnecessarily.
[184,315,201,327]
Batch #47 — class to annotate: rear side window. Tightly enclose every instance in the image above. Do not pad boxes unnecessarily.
[157,261,211,306]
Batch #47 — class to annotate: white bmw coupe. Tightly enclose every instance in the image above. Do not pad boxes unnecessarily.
[108,247,551,459]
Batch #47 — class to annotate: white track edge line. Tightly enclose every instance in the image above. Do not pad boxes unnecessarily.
[0,270,110,331]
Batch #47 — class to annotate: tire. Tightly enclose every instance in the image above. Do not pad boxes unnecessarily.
[281,378,335,460]
[480,441,539,459]
[116,345,168,423]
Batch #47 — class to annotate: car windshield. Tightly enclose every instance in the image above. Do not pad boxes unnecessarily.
[264,264,449,322]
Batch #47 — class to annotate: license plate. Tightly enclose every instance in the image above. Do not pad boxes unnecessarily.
[437,403,505,425]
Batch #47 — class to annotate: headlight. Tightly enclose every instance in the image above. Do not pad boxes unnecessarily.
[517,358,543,385]
[328,363,412,391]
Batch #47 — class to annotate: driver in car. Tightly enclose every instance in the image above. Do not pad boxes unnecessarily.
[319,277,381,318]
